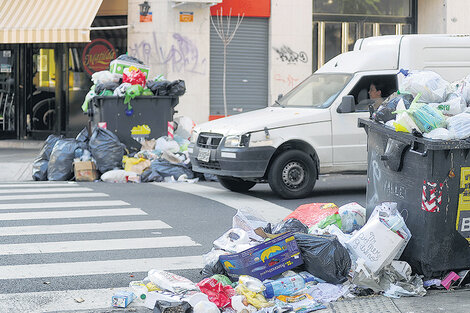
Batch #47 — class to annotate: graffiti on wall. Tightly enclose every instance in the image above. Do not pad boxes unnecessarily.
[273,45,308,64]
[274,73,300,89]
[128,32,207,75]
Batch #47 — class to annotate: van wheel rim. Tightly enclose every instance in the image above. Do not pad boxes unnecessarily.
[282,161,305,189]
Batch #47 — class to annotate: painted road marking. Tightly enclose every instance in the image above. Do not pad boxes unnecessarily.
[0,220,171,236]
[0,192,109,201]
[0,236,200,255]
[0,200,129,210]
[0,208,147,221]
[0,187,93,194]
[154,182,292,223]
[0,255,204,279]
[0,183,78,188]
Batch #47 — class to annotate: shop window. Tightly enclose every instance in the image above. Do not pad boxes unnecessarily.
[314,0,412,17]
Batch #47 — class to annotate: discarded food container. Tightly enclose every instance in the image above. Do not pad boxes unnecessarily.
[89,96,178,150]
[112,290,135,308]
[73,161,98,181]
[219,232,303,281]
[359,118,470,278]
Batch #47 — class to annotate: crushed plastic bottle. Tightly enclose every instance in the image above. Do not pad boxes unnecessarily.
[129,281,147,300]
[263,272,317,298]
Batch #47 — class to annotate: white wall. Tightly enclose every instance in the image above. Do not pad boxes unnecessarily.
[127,0,211,124]
[418,0,470,34]
[269,0,312,104]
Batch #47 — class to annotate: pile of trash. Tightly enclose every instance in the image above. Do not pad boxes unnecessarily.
[31,115,208,183]
[372,69,470,140]
[109,201,470,312]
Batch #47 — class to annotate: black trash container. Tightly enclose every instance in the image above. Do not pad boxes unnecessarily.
[89,96,178,150]
[359,118,470,278]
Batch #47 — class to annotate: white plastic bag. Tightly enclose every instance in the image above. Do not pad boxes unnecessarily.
[400,70,449,103]
[155,136,180,154]
[174,116,196,140]
[338,202,366,234]
[232,209,268,242]
[213,228,253,253]
[147,270,198,294]
[100,170,138,183]
[447,112,470,139]
[430,96,466,116]
[423,127,456,140]
[193,300,220,313]
[91,70,120,85]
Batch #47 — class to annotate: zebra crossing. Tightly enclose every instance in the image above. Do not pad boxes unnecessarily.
[0,181,204,312]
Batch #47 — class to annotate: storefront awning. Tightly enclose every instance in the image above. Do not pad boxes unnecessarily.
[0,0,103,44]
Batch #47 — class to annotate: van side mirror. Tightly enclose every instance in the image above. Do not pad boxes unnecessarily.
[337,95,355,113]
[277,94,283,101]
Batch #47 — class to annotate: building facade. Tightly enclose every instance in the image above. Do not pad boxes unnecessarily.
[0,0,468,140]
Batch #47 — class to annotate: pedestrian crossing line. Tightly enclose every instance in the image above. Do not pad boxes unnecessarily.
[0,255,204,279]
[0,187,93,194]
[0,200,130,210]
[0,220,170,236]
[0,208,147,221]
[0,236,201,255]
[0,183,78,188]
[0,192,109,201]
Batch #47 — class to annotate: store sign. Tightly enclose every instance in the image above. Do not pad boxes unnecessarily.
[140,12,152,22]
[180,12,193,22]
[82,39,116,76]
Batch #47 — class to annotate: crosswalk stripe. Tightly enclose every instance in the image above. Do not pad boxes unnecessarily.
[0,256,204,279]
[0,220,170,236]
[0,187,93,194]
[0,236,200,255]
[0,208,147,221]
[0,183,78,188]
[0,200,129,210]
[0,192,109,201]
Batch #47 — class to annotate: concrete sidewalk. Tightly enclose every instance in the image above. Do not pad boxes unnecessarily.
[0,139,43,181]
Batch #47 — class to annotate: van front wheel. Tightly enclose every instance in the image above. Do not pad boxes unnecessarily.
[268,150,317,199]
[217,176,256,192]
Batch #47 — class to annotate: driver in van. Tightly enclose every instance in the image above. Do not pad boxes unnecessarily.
[368,81,385,110]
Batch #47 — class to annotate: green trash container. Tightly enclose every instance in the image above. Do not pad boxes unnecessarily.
[359,118,470,278]
[89,96,178,150]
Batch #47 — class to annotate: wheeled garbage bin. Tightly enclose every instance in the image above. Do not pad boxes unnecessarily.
[359,118,470,278]
[89,96,178,150]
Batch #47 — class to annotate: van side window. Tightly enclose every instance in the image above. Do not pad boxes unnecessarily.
[348,75,398,112]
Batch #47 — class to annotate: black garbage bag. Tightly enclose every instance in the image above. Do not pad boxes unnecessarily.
[76,127,89,143]
[116,54,144,65]
[144,159,194,181]
[94,82,120,95]
[167,79,186,96]
[294,233,351,284]
[153,300,191,313]
[47,139,85,181]
[373,93,413,123]
[141,167,164,182]
[88,127,125,173]
[271,218,308,234]
[147,80,170,96]
[39,134,64,160]
[201,260,228,278]
[32,158,48,181]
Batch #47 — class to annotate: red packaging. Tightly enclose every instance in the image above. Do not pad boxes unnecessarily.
[196,278,237,308]
[284,203,338,227]
[123,68,146,87]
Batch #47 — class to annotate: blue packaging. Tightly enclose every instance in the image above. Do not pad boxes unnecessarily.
[112,290,135,308]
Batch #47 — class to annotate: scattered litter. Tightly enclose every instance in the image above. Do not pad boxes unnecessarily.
[74,298,85,303]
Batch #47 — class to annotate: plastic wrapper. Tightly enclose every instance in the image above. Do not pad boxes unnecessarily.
[231,295,257,312]
[338,202,366,234]
[409,103,447,133]
[232,209,269,242]
[123,67,146,87]
[32,158,48,181]
[213,228,252,253]
[270,218,308,234]
[91,70,120,85]
[113,83,132,97]
[423,127,456,140]
[446,112,470,139]
[211,274,232,286]
[238,275,265,293]
[294,233,351,284]
[122,156,151,174]
[373,93,413,123]
[275,294,325,312]
[283,203,338,227]
[235,282,272,309]
[400,69,449,103]
[47,139,86,181]
[88,127,125,173]
[316,213,342,229]
[196,277,237,308]
[148,270,198,294]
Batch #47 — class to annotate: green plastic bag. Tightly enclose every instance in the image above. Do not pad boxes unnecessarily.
[316,213,342,229]
[142,88,154,96]
[211,274,232,286]
[81,85,96,112]
[124,85,144,105]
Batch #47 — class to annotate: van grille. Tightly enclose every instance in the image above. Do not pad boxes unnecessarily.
[197,160,221,170]
[197,133,223,149]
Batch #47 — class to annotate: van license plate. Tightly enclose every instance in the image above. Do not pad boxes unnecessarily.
[197,148,211,162]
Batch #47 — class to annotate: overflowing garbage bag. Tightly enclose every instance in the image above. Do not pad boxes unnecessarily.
[88,127,126,173]
[32,134,64,181]
[47,139,86,181]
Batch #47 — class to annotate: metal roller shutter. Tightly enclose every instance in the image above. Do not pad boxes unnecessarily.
[210,17,269,116]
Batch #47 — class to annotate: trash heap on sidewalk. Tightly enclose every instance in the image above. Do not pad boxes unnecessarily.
[32,54,212,183]
[372,69,470,140]
[110,202,467,312]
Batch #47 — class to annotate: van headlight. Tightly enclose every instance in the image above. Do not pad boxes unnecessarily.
[224,134,250,147]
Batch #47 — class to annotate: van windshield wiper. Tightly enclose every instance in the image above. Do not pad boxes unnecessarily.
[274,100,285,108]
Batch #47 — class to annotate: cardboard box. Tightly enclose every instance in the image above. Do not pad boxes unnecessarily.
[112,290,135,308]
[74,161,98,182]
[219,232,303,281]
[109,59,150,78]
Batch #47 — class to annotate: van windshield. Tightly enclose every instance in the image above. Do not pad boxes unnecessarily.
[276,73,352,108]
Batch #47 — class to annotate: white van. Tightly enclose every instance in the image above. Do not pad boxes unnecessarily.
[188,34,470,199]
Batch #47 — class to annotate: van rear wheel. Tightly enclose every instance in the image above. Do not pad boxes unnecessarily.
[268,150,317,199]
[217,176,256,192]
